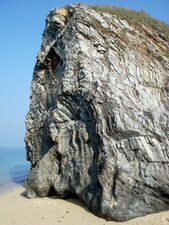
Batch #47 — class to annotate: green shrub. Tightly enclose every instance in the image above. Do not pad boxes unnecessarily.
[164,51,169,59]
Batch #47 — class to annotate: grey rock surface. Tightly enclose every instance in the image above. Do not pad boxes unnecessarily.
[25,4,169,221]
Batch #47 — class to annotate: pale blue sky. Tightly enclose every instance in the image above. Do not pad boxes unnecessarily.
[0,0,168,147]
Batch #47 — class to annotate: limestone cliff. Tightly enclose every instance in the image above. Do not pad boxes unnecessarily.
[25,4,169,221]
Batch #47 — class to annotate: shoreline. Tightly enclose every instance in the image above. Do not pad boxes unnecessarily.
[0,187,169,225]
[0,181,22,195]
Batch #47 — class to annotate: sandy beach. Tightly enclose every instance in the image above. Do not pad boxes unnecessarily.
[0,187,169,225]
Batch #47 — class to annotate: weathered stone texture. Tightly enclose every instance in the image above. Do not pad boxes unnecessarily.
[25,4,169,221]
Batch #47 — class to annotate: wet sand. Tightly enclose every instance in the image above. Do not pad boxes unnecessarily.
[0,181,21,195]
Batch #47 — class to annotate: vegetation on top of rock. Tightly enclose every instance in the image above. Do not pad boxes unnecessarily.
[90,5,169,42]
[164,51,169,59]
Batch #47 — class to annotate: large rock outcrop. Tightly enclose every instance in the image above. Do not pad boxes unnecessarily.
[25,4,169,221]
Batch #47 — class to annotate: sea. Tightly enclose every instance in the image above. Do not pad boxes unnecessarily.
[0,147,30,194]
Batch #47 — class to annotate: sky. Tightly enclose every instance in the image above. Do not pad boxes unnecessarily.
[0,0,168,148]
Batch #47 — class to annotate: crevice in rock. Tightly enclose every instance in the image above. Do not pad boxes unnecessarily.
[112,167,119,199]
[45,47,61,73]
[56,151,62,175]
[47,186,56,196]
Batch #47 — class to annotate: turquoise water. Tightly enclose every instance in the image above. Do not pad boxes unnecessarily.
[0,147,30,193]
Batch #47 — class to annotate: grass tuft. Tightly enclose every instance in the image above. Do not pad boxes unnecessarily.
[90,5,169,42]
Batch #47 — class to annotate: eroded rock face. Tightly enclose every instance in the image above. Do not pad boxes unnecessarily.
[25,4,169,221]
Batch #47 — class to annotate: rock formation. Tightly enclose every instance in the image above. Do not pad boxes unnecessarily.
[25,4,169,221]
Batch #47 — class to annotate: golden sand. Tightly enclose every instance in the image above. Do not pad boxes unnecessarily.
[0,187,169,225]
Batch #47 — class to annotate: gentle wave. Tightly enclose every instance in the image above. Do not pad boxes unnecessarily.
[0,147,30,193]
